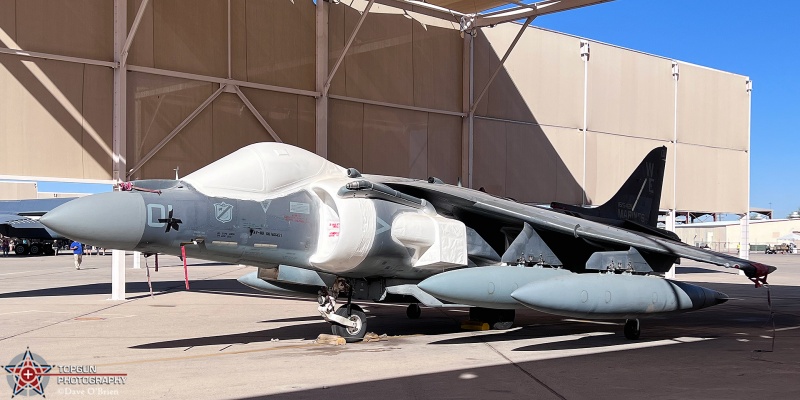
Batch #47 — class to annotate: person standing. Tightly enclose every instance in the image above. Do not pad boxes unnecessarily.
[70,241,83,270]
[1,238,9,257]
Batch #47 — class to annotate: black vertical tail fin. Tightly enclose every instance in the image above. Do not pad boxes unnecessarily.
[551,146,667,228]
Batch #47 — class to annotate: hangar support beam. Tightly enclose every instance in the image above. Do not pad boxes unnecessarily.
[111,0,128,300]
[121,0,150,68]
[234,86,282,143]
[473,0,612,28]
[316,0,329,157]
[0,48,115,68]
[126,65,320,98]
[377,0,463,22]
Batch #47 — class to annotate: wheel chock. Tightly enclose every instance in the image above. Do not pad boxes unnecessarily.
[316,334,346,346]
[460,320,490,331]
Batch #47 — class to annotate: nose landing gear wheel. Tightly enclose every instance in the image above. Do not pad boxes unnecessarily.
[406,303,421,319]
[331,304,367,342]
[624,319,640,340]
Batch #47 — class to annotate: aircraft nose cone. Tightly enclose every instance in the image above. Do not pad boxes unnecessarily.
[40,192,146,250]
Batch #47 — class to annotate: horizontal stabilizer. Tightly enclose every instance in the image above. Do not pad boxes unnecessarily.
[501,222,562,266]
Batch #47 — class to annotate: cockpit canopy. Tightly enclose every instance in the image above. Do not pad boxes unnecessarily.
[182,142,345,200]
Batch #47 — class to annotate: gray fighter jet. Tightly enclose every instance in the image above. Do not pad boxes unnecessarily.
[39,143,775,341]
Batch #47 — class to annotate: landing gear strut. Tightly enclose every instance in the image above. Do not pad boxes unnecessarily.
[318,278,367,342]
[624,319,640,340]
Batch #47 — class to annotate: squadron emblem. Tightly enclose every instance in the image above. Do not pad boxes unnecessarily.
[214,202,234,223]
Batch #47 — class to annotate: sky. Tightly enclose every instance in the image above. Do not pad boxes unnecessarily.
[528,0,800,219]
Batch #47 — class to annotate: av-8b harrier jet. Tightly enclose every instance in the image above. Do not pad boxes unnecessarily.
[39,143,775,341]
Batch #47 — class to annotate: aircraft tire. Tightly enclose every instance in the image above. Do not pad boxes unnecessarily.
[624,319,640,340]
[331,304,367,342]
[406,303,421,319]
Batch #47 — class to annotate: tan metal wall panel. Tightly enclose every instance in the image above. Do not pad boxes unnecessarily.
[542,126,584,204]
[0,182,37,200]
[230,0,248,81]
[210,92,267,161]
[678,63,749,151]
[503,124,584,204]
[412,18,462,112]
[328,99,364,171]
[141,110,213,179]
[126,72,217,179]
[240,87,302,147]
[504,122,556,203]
[472,118,506,196]
[479,26,583,128]
[15,0,113,61]
[676,144,747,213]
[0,0,15,48]
[297,95,316,153]
[587,43,674,141]
[344,7,414,105]
[362,104,428,179]
[426,113,461,185]
[81,65,113,179]
[471,34,490,116]
[474,120,584,204]
[245,0,315,90]
[153,0,227,77]
[0,55,87,178]
[587,133,673,208]
[127,0,155,67]
[660,142,676,210]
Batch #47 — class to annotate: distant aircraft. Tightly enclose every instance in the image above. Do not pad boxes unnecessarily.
[38,143,775,341]
[0,198,73,255]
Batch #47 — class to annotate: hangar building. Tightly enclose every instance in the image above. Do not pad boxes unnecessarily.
[0,0,751,237]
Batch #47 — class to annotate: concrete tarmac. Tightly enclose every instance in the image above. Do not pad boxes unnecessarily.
[1,252,798,399]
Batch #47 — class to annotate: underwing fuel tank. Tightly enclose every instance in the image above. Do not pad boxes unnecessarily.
[418,266,572,309]
[510,273,728,319]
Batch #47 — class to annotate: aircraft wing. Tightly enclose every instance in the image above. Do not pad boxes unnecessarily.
[378,178,775,286]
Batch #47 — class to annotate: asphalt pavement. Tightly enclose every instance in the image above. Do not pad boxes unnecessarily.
[1,252,798,399]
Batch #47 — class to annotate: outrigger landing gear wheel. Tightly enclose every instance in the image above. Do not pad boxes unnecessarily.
[624,319,640,340]
[406,303,421,319]
[331,304,367,342]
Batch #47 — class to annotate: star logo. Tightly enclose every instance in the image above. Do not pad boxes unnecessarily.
[4,348,52,397]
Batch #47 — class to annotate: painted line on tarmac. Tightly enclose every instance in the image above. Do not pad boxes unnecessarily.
[774,325,800,332]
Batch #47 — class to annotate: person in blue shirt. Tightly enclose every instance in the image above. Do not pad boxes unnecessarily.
[70,241,83,270]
